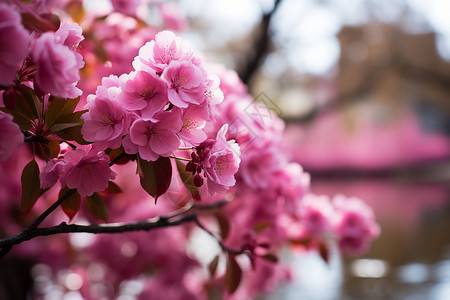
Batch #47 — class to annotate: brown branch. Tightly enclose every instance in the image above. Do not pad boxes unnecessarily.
[0,214,197,255]
[194,217,245,256]
[238,0,283,85]
[0,199,230,259]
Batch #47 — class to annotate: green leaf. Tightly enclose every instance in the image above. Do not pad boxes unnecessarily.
[208,255,220,278]
[253,221,272,234]
[49,122,84,132]
[60,187,81,221]
[45,97,82,130]
[225,254,242,294]
[175,160,201,201]
[20,160,41,216]
[16,84,42,120]
[57,125,90,145]
[137,155,172,204]
[86,192,109,222]
[1,85,41,131]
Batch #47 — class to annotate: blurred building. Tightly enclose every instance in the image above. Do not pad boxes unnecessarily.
[284,23,450,173]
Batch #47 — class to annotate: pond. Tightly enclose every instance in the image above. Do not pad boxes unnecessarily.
[269,177,450,300]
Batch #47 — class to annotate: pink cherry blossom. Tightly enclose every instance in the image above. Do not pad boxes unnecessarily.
[0,4,30,86]
[299,194,334,236]
[203,124,241,195]
[162,60,206,108]
[82,96,131,150]
[272,163,310,205]
[31,29,84,98]
[0,111,24,161]
[332,195,380,255]
[204,74,224,106]
[133,30,191,73]
[239,140,284,189]
[54,22,84,50]
[64,149,117,197]
[120,71,168,119]
[158,2,188,32]
[178,105,208,145]
[123,110,182,161]
[82,75,131,150]
[111,0,139,16]
[40,158,66,189]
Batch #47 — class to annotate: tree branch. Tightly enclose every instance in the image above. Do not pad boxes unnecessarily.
[0,214,198,256]
[238,0,283,85]
[194,217,245,256]
[0,199,230,259]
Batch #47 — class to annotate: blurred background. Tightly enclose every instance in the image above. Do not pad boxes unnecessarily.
[175,0,450,298]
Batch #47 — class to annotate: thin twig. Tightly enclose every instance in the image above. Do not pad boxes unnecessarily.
[194,217,244,256]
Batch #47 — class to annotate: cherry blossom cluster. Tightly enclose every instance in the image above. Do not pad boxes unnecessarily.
[79,30,239,195]
[0,1,381,299]
[0,3,84,99]
[296,194,380,255]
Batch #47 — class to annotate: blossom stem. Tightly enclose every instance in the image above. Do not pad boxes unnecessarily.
[169,155,191,162]
[177,147,194,150]
[194,217,245,256]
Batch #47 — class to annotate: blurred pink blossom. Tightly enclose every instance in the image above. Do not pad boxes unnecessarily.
[0,111,24,161]
[299,194,334,236]
[0,3,30,85]
[111,0,139,16]
[158,2,188,32]
[332,195,380,255]
[31,26,84,98]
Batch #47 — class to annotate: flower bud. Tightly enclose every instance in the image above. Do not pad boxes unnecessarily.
[193,174,203,187]
[186,161,196,173]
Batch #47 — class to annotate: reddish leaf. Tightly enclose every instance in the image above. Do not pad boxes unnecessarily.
[175,160,201,201]
[45,97,82,130]
[208,255,220,278]
[225,254,242,294]
[21,12,60,33]
[33,139,60,161]
[20,160,41,216]
[260,253,279,263]
[1,85,41,131]
[107,147,131,165]
[214,212,230,241]
[319,242,329,264]
[86,192,108,222]
[102,181,122,194]
[60,187,81,221]
[137,155,172,204]
[57,125,89,145]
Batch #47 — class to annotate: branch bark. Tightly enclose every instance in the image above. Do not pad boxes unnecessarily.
[238,0,283,85]
[0,199,229,259]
